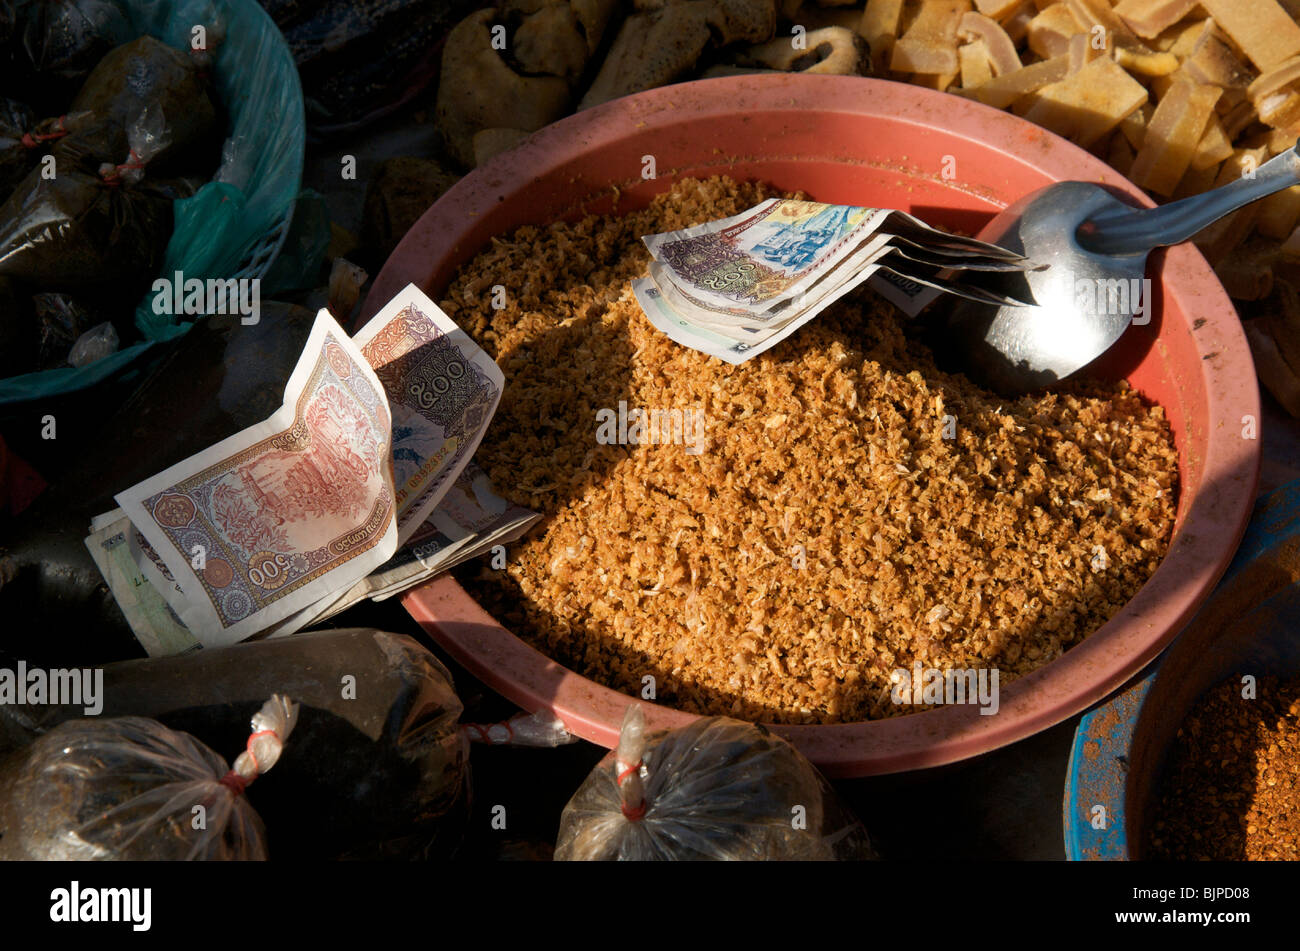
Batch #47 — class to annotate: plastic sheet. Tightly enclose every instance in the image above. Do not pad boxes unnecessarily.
[0,695,297,860]
[555,706,878,861]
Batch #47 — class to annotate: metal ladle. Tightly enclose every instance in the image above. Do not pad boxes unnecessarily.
[943,141,1300,394]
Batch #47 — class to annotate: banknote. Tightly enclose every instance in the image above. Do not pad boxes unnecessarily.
[647,238,896,332]
[353,284,505,545]
[369,462,541,601]
[85,511,202,657]
[637,239,904,364]
[643,199,894,314]
[282,463,541,626]
[115,310,399,647]
[866,267,942,317]
[638,200,1036,362]
[632,276,861,365]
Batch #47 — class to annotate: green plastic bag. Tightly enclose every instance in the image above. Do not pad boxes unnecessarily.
[0,0,306,405]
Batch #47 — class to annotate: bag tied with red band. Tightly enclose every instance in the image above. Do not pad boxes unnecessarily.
[0,694,297,860]
[554,705,878,861]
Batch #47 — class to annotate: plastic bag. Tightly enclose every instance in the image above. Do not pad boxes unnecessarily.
[69,34,221,175]
[0,694,297,860]
[0,0,306,406]
[0,630,471,859]
[0,97,37,195]
[13,0,132,108]
[462,710,578,747]
[0,120,174,290]
[67,319,118,365]
[133,0,305,299]
[555,706,878,861]
[1,108,103,195]
[32,291,101,369]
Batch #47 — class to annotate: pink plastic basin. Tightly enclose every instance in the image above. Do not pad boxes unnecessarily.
[366,75,1261,777]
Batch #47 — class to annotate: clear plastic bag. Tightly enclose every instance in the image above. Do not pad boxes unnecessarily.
[0,109,176,290]
[67,320,119,366]
[461,710,578,748]
[68,34,221,175]
[33,292,97,369]
[1,108,102,194]
[0,694,297,860]
[0,96,37,194]
[0,630,471,859]
[555,706,878,861]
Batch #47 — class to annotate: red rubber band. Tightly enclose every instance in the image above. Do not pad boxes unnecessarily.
[20,116,70,149]
[100,149,147,185]
[616,758,646,819]
[217,770,248,796]
[462,721,519,744]
[244,729,278,775]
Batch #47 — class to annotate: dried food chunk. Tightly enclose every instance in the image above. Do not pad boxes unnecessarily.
[448,177,1178,725]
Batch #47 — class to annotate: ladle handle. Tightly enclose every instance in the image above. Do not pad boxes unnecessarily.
[1077,143,1300,256]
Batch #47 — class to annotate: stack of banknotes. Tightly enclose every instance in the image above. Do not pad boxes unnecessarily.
[634,198,1035,364]
[85,285,540,657]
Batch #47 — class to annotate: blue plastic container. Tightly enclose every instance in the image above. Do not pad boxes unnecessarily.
[1065,479,1300,859]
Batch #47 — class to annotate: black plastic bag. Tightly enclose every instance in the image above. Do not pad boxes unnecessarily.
[555,706,878,861]
[0,629,471,859]
[70,35,221,174]
[0,695,297,860]
[14,0,132,109]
